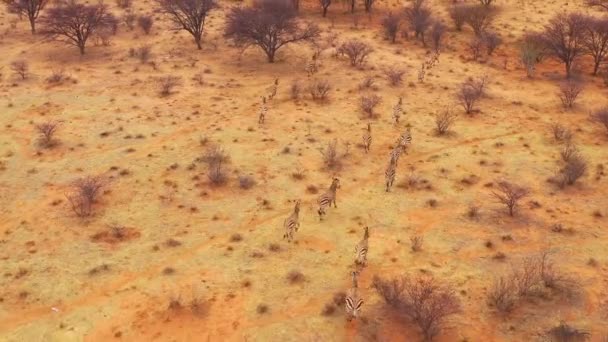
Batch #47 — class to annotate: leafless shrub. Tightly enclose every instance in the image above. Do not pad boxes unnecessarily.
[131,45,152,64]
[430,21,446,52]
[410,235,423,252]
[115,0,132,9]
[381,11,401,43]
[558,153,587,188]
[457,76,486,114]
[137,15,153,35]
[157,0,216,50]
[320,139,347,170]
[238,175,256,189]
[448,4,467,31]
[384,68,405,86]
[558,81,583,109]
[434,108,456,135]
[201,145,229,186]
[3,0,50,34]
[308,78,331,101]
[483,31,502,55]
[11,60,28,80]
[546,322,591,342]
[468,36,484,61]
[67,175,106,218]
[372,275,461,341]
[360,94,382,118]
[290,79,302,100]
[464,4,496,37]
[158,75,182,96]
[491,181,529,216]
[35,120,60,148]
[338,40,373,67]
[46,69,71,84]
[591,107,608,135]
[584,17,608,75]
[404,0,433,46]
[487,277,517,314]
[466,204,480,220]
[40,1,116,55]
[550,123,573,143]
[225,0,319,61]
[359,76,376,90]
[537,13,588,78]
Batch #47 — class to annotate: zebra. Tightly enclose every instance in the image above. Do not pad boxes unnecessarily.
[418,63,426,83]
[268,78,279,101]
[362,123,372,153]
[345,271,364,321]
[385,160,397,192]
[389,145,402,166]
[305,55,319,77]
[258,97,267,124]
[317,177,340,220]
[425,52,439,69]
[354,226,369,266]
[392,97,403,124]
[283,200,301,242]
[397,128,412,153]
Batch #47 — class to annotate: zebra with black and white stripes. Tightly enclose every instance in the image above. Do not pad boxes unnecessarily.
[397,128,412,153]
[258,97,268,124]
[389,145,402,166]
[317,177,340,220]
[385,160,397,192]
[354,227,369,266]
[345,271,364,321]
[305,55,318,77]
[268,78,279,101]
[362,123,372,153]
[392,97,403,124]
[283,200,301,242]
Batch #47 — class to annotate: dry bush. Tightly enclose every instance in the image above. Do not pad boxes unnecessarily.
[360,94,382,118]
[546,322,591,342]
[434,108,456,135]
[384,68,405,86]
[320,139,347,170]
[537,13,588,78]
[123,12,136,30]
[308,78,331,101]
[550,123,573,143]
[483,31,502,55]
[381,11,401,43]
[457,76,486,114]
[338,40,373,67]
[238,175,256,189]
[430,21,446,52]
[40,1,116,55]
[10,60,28,80]
[404,0,433,46]
[487,277,517,314]
[46,69,72,84]
[558,153,587,188]
[448,4,467,31]
[359,76,376,90]
[468,37,484,61]
[157,0,216,50]
[158,75,182,96]
[35,121,60,148]
[520,35,544,78]
[201,145,229,186]
[3,0,50,34]
[137,15,153,34]
[464,4,496,37]
[115,0,132,9]
[130,45,152,64]
[225,0,319,61]
[591,107,608,135]
[67,175,106,218]
[410,235,423,252]
[287,270,305,284]
[491,181,529,216]
[558,81,583,109]
[584,17,608,75]
[372,275,461,341]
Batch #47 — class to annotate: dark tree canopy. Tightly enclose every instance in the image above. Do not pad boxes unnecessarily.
[40,1,115,55]
[538,13,588,78]
[583,17,608,75]
[224,0,320,63]
[3,0,50,33]
[156,0,216,50]
[404,0,432,46]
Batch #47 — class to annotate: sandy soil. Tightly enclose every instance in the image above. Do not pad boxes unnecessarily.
[1,0,607,341]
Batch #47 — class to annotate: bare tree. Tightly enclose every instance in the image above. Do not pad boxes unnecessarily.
[404,0,432,46]
[468,36,484,61]
[587,0,608,10]
[158,75,182,96]
[35,120,60,148]
[318,0,330,17]
[448,5,467,31]
[591,107,608,135]
[373,275,461,341]
[225,0,319,63]
[360,94,382,118]
[464,4,495,37]
[457,77,486,114]
[520,34,544,78]
[381,11,401,43]
[558,81,583,109]
[492,181,529,216]
[538,13,589,78]
[434,108,456,135]
[338,40,373,67]
[584,17,608,75]
[67,175,106,218]
[40,1,116,55]
[10,60,28,80]
[483,31,502,55]
[430,21,446,52]
[137,15,153,35]
[156,0,215,50]
[2,0,50,33]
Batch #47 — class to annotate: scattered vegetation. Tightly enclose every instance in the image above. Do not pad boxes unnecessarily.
[156,0,216,50]
[338,40,373,67]
[66,175,106,218]
[558,81,583,109]
[491,181,529,217]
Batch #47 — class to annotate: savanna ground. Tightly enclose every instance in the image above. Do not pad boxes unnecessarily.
[1,0,608,341]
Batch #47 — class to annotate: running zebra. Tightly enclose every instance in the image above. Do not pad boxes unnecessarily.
[392,97,403,124]
[389,145,402,166]
[397,128,412,153]
[385,160,397,192]
[418,63,426,82]
[425,52,439,69]
[268,78,279,101]
[354,227,369,266]
[345,271,364,321]
[305,55,318,77]
[258,97,267,124]
[317,177,340,220]
[362,123,372,153]
[283,200,301,242]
